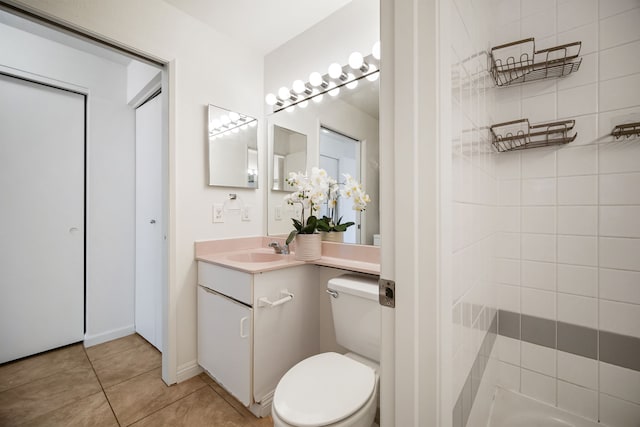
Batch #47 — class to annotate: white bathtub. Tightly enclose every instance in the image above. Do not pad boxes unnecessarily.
[488,388,603,427]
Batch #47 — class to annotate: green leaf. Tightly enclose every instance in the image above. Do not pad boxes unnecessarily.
[301,215,317,234]
[286,230,298,245]
[292,218,303,231]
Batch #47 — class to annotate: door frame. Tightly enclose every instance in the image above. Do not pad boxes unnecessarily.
[379,0,450,425]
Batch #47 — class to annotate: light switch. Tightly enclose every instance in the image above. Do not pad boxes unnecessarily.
[213,204,224,223]
[275,205,282,221]
[241,207,250,221]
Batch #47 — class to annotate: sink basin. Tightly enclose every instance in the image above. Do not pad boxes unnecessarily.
[225,252,286,263]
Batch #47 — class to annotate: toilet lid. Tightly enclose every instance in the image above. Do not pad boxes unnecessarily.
[273,352,375,427]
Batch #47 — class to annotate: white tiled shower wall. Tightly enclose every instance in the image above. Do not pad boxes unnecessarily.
[492,0,640,425]
[450,0,499,422]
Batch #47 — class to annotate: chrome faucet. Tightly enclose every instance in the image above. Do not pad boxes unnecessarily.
[268,241,289,255]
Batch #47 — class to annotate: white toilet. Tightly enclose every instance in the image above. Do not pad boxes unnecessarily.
[272,275,381,427]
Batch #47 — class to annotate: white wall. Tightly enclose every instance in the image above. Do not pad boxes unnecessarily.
[448,0,499,425]
[0,22,139,346]
[126,60,160,105]
[10,0,265,381]
[263,0,379,96]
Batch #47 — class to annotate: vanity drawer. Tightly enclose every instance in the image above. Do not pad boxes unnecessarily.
[198,262,252,306]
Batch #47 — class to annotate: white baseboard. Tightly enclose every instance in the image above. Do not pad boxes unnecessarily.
[84,325,136,348]
[176,360,203,383]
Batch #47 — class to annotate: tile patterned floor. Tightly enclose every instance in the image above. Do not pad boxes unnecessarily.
[0,334,273,426]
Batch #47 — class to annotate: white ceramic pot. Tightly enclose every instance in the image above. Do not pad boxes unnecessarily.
[320,231,345,243]
[293,233,322,261]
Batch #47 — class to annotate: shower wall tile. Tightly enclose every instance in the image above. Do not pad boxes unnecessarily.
[490,0,640,422]
[599,237,640,271]
[557,351,598,389]
[599,141,640,174]
[557,264,598,297]
[557,83,598,117]
[599,300,640,339]
[599,206,640,238]
[556,145,598,176]
[521,369,556,406]
[599,268,640,305]
[557,293,597,329]
[557,206,598,236]
[599,7,640,50]
[599,362,640,405]
[557,175,598,205]
[497,361,520,391]
[557,235,598,266]
[521,341,556,376]
[521,261,556,291]
[599,173,640,205]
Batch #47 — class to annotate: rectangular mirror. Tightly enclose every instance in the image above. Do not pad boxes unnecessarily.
[267,77,379,245]
[272,125,307,191]
[208,104,258,188]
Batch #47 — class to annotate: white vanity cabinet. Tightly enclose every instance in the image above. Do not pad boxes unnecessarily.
[197,261,319,416]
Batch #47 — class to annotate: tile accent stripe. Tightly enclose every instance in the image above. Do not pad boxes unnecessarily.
[498,310,640,373]
[599,330,640,372]
[453,310,497,427]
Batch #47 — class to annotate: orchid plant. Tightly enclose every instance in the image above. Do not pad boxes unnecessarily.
[284,167,370,244]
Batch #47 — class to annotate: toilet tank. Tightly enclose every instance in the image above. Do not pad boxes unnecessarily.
[328,275,381,362]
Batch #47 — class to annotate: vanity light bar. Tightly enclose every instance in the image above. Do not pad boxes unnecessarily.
[265,42,381,113]
[210,117,257,139]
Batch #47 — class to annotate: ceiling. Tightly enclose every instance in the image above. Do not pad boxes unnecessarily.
[163,0,353,54]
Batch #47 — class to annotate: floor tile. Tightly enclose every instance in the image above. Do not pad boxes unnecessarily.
[92,344,161,388]
[130,386,247,427]
[199,373,273,426]
[21,391,118,427]
[0,344,88,393]
[105,367,207,426]
[0,364,102,425]
[85,334,149,362]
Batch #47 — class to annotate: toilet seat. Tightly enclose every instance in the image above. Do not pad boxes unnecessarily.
[273,352,376,427]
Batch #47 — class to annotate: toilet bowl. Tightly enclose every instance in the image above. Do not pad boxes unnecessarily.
[272,353,378,427]
[272,275,381,427]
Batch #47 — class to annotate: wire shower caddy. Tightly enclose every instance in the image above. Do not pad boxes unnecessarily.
[490,119,577,152]
[489,38,582,87]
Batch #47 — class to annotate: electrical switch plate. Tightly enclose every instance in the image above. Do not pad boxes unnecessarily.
[213,204,224,223]
[275,206,282,221]
[241,207,250,221]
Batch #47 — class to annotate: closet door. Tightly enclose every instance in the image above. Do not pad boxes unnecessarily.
[0,73,85,363]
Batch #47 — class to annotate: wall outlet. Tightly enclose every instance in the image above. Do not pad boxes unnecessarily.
[241,206,250,221]
[275,205,282,221]
[213,204,224,223]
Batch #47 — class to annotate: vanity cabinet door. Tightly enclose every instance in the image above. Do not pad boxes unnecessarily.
[197,285,252,406]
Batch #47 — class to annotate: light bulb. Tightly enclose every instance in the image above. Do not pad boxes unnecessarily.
[285,104,295,113]
[366,65,379,81]
[278,86,292,100]
[346,73,358,90]
[312,90,323,103]
[299,100,309,108]
[232,127,239,133]
[249,120,257,127]
[265,93,278,105]
[328,63,344,79]
[292,80,306,94]
[211,119,221,129]
[309,71,325,87]
[220,115,230,125]
[348,52,364,70]
[372,41,381,60]
[229,111,240,122]
[328,82,340,97]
